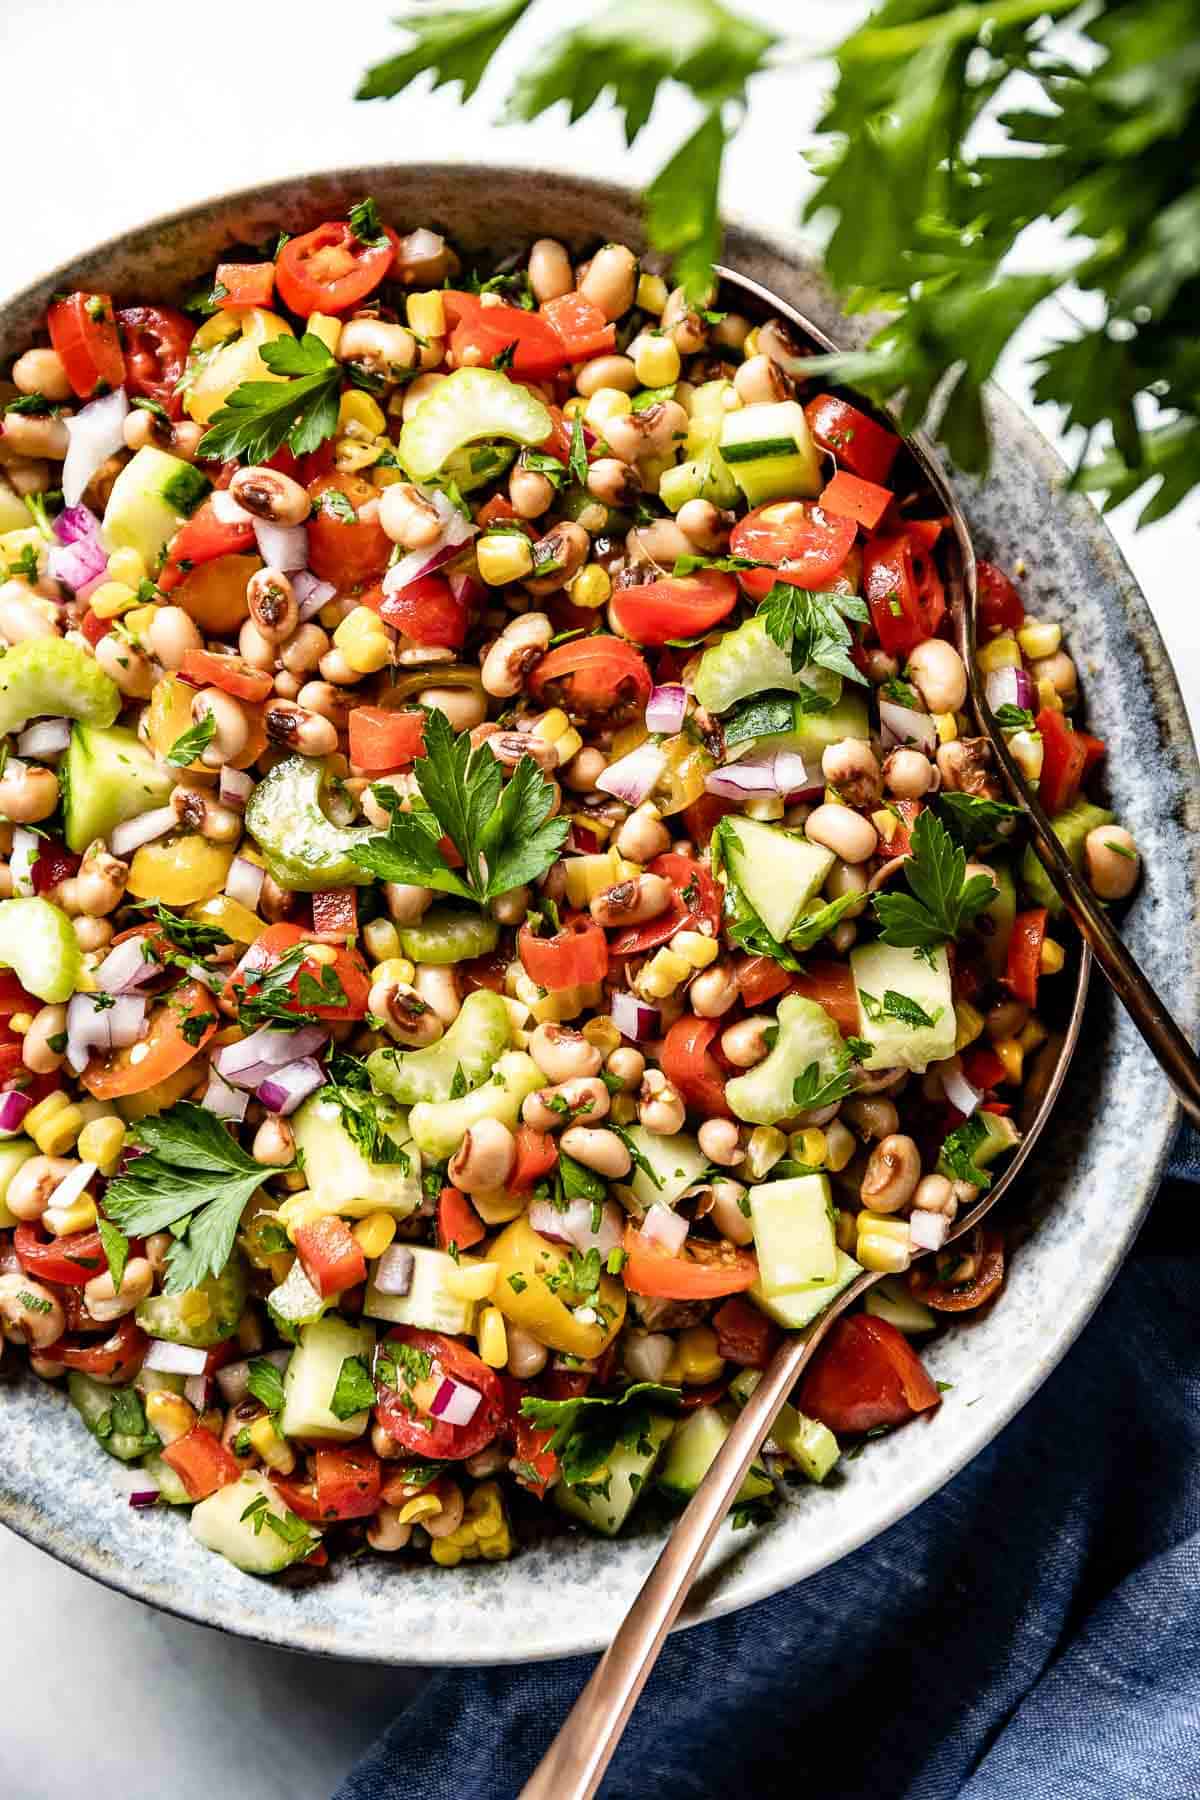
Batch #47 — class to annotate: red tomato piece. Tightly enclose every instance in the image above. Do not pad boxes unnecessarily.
[270,1477,325,1524]
[799,1314,941,1435]
[437,1186,486,1254]
[14,1224,106,1287]
[862,531,946,657]
[1036,708,1089,815]
[442,291,567,379]
[960,1044,1007,1092]
[512,1413,558,1498]
[976,559,1025,635]
[517,915,609,992]
[223,922,370,1022]
[376,572,467,648]
[310,888,357,941]
[910,1227,1006,1312]
[608,852,721,957]
[0,1044,24,1087]
[80,610,111,646]
[215,263,276,309]
[1005,907,1047,1008]
[275,220,399,316]
[510,1126,558,1194]
[295,1216,367,1298]
[179,646,273,703]
[789,960,860,1034]
[162,1426,242,1501]
[82,981,216,1100]
[375,1327,507,1461]
[712,1296,778,1369]
[0,971,38,1016]
[730,501,857,598]
[622,1224,759,1300]
[609,571,738,646]
[804,394,901,485]
[116,305,194,420]
[347,705,426,772]
[313,1446,381,1521]
[660,1016,731,1120]
[541,293,617,360]
[306,473,392,587]
[158,498,255,592]
[56,1317,147,1382]
[817,469,894,531]
[47,291,126,398]
[527,636,652,716]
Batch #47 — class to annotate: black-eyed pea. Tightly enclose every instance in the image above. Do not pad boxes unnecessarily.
[860,1134,921,1214]
[590,873,672,928]
[529,1023,603,1083]
[22,1004,66,1073]
[229,465,311,525]
[558,1125,631,1178]
[805,803,878,865]
[83,1256,154,1323]
[448,1118,516,1194]
[0,1273,64,1348]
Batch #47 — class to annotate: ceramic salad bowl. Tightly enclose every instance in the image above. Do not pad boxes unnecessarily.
[1,166,1195,1665]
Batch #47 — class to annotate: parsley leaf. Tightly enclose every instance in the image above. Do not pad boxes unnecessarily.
[518,1382,681,1487]
[358,0,532,102]
[569,406,589,488]
[246,1356,286,1416]
[133,902,232,959]
[330,1354,376,1420]
[196,333,342,464]
[672,553,769,577]
[348,196,388,248]
[324,1080,410,1167]
[992,703,1036,733]
[872,807,997,950]
[758,582,869,685]
[166,713,216,767]
[938,791,1022,851]
[792,1055,856,1114]
[858,988,943,1031]
[645,106,727,302]
[97,1218,129,1295]
[938,1115,997,1193]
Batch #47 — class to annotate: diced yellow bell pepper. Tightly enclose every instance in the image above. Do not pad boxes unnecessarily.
[126,836,235,906]
[188,894,267,945]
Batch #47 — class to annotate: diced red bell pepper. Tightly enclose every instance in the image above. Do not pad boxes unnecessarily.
[976,559,1025,634]
[347,706,426,772]
[215,262,276,309]
[313,1446,381,1521]
[437,1185,486,1254]
[1036,708,1091,816]
[294,1216,367,1298]
[162,1426,242,1501]
[509,1126,558,1194]
[960,1044,1007,1093]
[804,394,901,485]
[1005,908,1047,1008]
[158,499,255,592]
[81,609,111,645]
[817,469,894,531]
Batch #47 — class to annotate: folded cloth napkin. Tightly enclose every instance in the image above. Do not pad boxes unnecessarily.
[338,1128,1200,1800]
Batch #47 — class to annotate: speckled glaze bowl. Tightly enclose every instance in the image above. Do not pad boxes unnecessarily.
[2,167,1196,1665]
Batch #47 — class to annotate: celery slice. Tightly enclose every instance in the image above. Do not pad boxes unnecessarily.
[0,637,119,737]
[398,369,553,482]
[0,897,82,1002]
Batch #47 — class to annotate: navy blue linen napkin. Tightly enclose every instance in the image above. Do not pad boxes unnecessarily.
[338,1127,1200,1800]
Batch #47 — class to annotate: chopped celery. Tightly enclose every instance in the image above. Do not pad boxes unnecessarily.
[368,988,511,1105]
[408,1050,543,1159]
[726,994,847,1126]
[0,637,119,737]
[244,755,375,890]
[398,369,552,482]
[0,898,81,1003]
[693,614,842,715]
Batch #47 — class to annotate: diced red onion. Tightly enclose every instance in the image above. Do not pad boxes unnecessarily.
[62,387,128,508]
[215,1348,290,1406]
[596,742,666,807]
[641,1204,688,1255]
[528,1197,623,1256]
[705,756,784,800]
[623,1331,674,1383]
[373,1244,415,1296]
[219,766,254,811]
[46,1159,98,1214]
[110,806,176,858]
[940,1059,982,1119]
[429,1371,482,1427]
[210,488,254,528]
[94,933,157,995]
[985,665,1034,716]
[17,718,71,758]
[610,990,660,1042]
[66,992,146,1073]
[910,1209,951,1252]
[10,827,39,897]
[645,684,687,735]
[46,535,108,595]
[771,751,813,798]
[128,1489,162,1510]
[382,490,477,599]
[202,1069,249,1123]
[253,518,308,571]
[213,1024,327,1089]
[143,1339,209,1375]
[293,569,338,621]
[879,698,937,753]
[224,854,265,912]
[448,570,485,609]
[567,823,603,854]
[53,503,101,546]
[256,1056,325,1116]
[0,1090,32,1137]
[184,1372,212,1410]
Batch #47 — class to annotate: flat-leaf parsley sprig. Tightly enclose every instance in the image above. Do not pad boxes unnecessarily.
[197,333,343,464]
[872,806,997,952]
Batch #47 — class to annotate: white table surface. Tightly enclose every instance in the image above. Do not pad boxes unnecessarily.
[1,3,1195,1796]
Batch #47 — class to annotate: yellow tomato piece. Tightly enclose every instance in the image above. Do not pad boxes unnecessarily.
[184,309,293,425]
[471,1187,527,1227]
[488,1214,626,1357]
[146,675,206,771]
[127,835,234,906]
[173,553,261,634]
[655,733,715,817]
[115,1060,206,1122]
[188,894,266,944]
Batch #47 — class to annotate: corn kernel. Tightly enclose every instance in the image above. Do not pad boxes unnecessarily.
[742,327,760,357]
[1009,728,1044,783]
[954,1001,986,1052]
[584,387,632,431]
[397,1492,443,1526]
[562,396,586,421]
[532,707,571,746]
[408,290,446,339]
[353,1211,396,1260]
[745,1126,786,1181]
[333,606,392,675]
[471,1187,525,1226]
[338,390,386,437]
[430,1539,464,1566]
[307,313,343,355]
[976,633,1022,675]
[45,1194,97,1236]
[476,532,534,586]
[582,1016,621,1058]
[88,580,138,620]
[77,1115,126,1174]
[1019,1017,1048,1054]
[553,727,584,766]
[1036,678,1063,713]
[934,712,958,745]
[7,1011,31,1034]
[446,1259,499,1301]
[363,917,402,963]
[834,1206,858,1254]
[478,1306,508,1369]
[633,332,681,389]
[145,1391,196,1446]
[105,547,146,588]
[872,809,899,843]
[857,1214,912,1273]
[610,1093,637,1125]
[1040,937,1065,975]
[248,1414,296,1474]
[319,600,345,629]
[993,1037,1024,1084]
[27,1093,80,1155]
[636,272,669,315]
[374,956,415,987]
[824,1120,856,1175]
[1018,619,1062,660]
[635,947,690,999]
[677,1325,724,1385]
[569,564,612,610]
[799,1127,828,1167]
[670,930,719,971]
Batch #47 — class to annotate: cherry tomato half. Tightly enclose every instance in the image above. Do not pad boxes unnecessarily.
[117,305,194,420]
[306,474,392,588]
[14,1225,107,1287]
[527,636,651,717]
[55,1317,148,1382]
[621,1225,759,1301]
[275,220,399,317]
[909,1227,1006,1313]
[608,852,721,957]
[799,1314,941,1435]
[81,980,217,1100]
[609,571,738,647]
[47,292,126,398]
[731,501,857,598]
[375,572,467,648]
[517,915,609,992]
[374,1327,507,1461]
[660,1016,731,1120]
[442,292,568,380]
[222,922,370,1022]
[976,559,1025,636]
[862,531,946,657]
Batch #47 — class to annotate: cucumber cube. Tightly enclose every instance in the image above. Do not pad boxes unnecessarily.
[363,1245,478,1336]
[850,941,956,1071]
[750,1174,837,1295]
[280,1315,375,1442]
[748,1248,862,1330]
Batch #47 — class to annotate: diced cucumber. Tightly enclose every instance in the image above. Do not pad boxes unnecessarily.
[981,859,1017,974]
[288,1093,420,1222]
[398,369,552,482]
[937,1108,1019,1184]
[657,1404,773,1505]
[0,898,81,1003]
[191,1471,318,1574]
[0,1136,36,1228]
[142,1451,192,1505]
[658,449,739,513]
[693,614,842,715]
[728,1368,840,1482]
[0,475,29,535]
[723,687,870,767]
[719,402,822,505]
[101,445,210,567]
[726,994,847,1127]
[685,380,737,456]
[715,816,834,944]
[555,1412,675,1537]
[625,1126,709,1212]
[1020,798,1115,917]
[61,722,174,855]
[408,1049,542,1160]
[135,1255,247,1348]
[750,1173,837,1295]
[864,1277,936,1335]
[134,1366,186,1399]
[0,637,119,738]
[244,755,375,890]
[748,1247,862,1330]
[368,988,512,1106]
[279,1314,375,1442]
[850,942,956,1071]
[267,1259,329,1340]
[67,1373,155,1463]
[363,1245,478,1335]
[397,905,499,966]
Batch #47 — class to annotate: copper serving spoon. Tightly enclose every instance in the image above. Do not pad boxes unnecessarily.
[523,266,1200,1800]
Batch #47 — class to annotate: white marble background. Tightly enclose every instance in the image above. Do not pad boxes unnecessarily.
[1,3,1195,1795]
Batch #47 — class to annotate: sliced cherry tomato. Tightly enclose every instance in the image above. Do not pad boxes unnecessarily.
[976,559,1025,635]
[437,1186,486,1254]
[608,852,721,957]
[910,1227,1006,1312]
[14,1224,107,1287]
[817,469,893,531]
[116,305,194,419]
[56,1317,147,1381]
[375,572,467,648]
[622,1224,758,1300]
[375,1327,506,1461]
[162,1425,241,1500]
[306,473,392,587]
[157,498,256,592]
[1005,908,1047,1007]
[275,220,399,316]
[223,922,370,1022]
[270,1476,325,1524]
[660,1016,731,1120]
[313,1446,381,1520]
[295,1216,367,1298]
[47,291,126,398]
[527,636,652,716]
[442,291,567,379]
[799,1314,941,1435]
[214,263,275,309]
[790,960,860,1034]
[0,971,38,1016]
[518,915,609,992]
[862,530,946,657]
[82,980,216,1100]
[310,888,357,941]
[347,705,426,772]
[1037,708,1090,815]
[804,393,901,485]
[609,571,738,646]
[179,646,274,703]
[734,953,792,1009]
[712,1296,778,1368]
[541,293,617,360]
[510,1126,558,1195]
[731,500,858,599]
